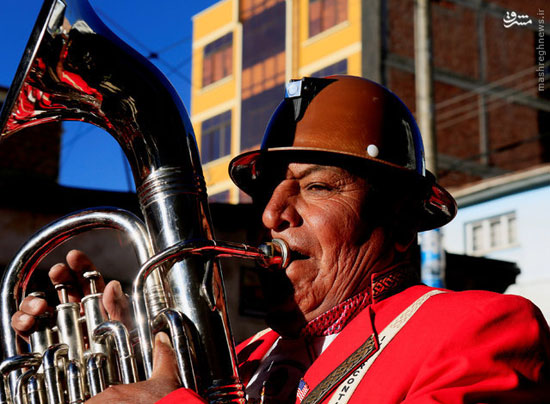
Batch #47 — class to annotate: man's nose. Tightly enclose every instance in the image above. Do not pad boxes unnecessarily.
[262,182,301,232]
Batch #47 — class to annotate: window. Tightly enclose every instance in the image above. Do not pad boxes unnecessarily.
[240,86,281,150]
[309,0,347,37]
[311,59,348,78]
[200,111,231,163]
[203,33,233,87]
[240,0,284,20]
[241,1,286,98]
[465,212,518,255]
[242,52,286,99]
[471,223,483,252]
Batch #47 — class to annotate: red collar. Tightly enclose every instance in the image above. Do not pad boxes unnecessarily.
[300,265,419,337]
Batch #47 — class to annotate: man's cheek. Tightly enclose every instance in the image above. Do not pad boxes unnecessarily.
[261,270,295,303]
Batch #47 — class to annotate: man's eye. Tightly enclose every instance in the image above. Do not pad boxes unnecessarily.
[304,183,333,193]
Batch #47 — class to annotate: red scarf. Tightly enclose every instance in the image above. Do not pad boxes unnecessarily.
[300,265,419,337]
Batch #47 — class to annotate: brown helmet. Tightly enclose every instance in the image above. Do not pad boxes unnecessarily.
[229,75,456,231]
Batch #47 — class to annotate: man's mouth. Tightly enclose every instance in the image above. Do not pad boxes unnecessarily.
[289,249,309,261]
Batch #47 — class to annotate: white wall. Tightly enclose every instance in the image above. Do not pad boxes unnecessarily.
[442,185,550,283]
[441,184,550,321]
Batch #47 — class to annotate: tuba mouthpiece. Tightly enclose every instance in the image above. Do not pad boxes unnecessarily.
[258,239,290,270]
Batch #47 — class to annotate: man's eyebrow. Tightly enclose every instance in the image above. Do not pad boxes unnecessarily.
[292,164,343,179]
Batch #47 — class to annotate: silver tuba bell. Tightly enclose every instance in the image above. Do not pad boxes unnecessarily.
[0,0,289,403]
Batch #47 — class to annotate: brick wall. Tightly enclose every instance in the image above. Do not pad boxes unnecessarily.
[385,0,548,188]
[432,3,479,79]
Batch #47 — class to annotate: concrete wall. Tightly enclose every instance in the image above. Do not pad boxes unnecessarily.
[442,168,550,321]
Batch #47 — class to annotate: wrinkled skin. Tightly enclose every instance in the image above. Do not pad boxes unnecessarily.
[259,162,411,336]
[11,163,412,402]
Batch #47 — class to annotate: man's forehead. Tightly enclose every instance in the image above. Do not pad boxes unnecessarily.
[252,159,369,205]
[284,162,351,178]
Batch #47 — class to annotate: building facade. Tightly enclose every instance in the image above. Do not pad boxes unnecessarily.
[444,165,550,321]
[190,0,549,328]
[191,0,549,203]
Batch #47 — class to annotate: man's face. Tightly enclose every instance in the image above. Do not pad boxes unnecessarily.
[260,162,390,335]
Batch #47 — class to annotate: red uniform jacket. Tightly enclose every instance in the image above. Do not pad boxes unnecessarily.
[158,285,550,403]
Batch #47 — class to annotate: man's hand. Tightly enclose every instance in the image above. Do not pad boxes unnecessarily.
[85,332,191,404]
[11,249,131,338]
[10,250,195,403]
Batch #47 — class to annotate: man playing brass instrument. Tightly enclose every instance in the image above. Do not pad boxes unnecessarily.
[12,76,550,403]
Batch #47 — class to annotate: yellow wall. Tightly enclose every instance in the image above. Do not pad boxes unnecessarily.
[347,50,362,76]
[193,78,237,116]
[193,0,235,42]
[297,0,361,76]
[204,156,232,189]
[191,0,240,201]
[192,0,364,202]
[191,0,239,117]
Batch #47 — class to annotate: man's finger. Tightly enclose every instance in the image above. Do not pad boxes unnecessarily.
[151,332,181,387]
[19,296,49,316]
[84,332,187,404]
[48,250,106,303]
[49,263,83,303]
[12,296,53,340]
[11,311,36,336]
[102,280,132,327]
[66,249,106,294]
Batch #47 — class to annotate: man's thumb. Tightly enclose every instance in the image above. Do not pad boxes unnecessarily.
[151,331,181,385]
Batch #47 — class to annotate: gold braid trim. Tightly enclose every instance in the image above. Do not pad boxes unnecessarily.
[302,334,376,404]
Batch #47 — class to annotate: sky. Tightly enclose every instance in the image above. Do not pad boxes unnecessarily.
[0,0,218,192]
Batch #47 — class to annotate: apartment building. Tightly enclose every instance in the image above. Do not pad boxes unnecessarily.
[191,0,549,203]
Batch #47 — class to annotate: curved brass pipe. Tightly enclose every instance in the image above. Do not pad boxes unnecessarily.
[0,0,289,402]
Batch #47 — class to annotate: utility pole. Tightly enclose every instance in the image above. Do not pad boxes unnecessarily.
[415,0,445,287]
[414,0,437,174]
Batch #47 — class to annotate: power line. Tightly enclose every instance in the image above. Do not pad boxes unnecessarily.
[88,7,550,184]
[438,132,550,179]
[155,58,192,84]
[162,56,194,82]
[436,76,540,121]
[156,35,193,55]
[95,8,194,85]
[436,76,542,130]
[87,8,197,190]
[434,61,550,110]
[95,9,152,56]
[412,64,549,129]
[427,67,549,177]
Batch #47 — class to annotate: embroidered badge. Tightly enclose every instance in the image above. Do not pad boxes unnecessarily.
[297,378,310,402]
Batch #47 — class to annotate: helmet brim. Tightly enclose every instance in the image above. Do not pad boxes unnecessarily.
[229,148,457,231]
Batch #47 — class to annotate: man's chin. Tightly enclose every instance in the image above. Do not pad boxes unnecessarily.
[260,265,307,336]
[266,306,307,338]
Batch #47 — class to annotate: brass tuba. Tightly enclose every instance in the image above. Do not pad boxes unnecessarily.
[0,0,288,403]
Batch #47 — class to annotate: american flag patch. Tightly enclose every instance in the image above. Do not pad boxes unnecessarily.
[296,378,310,402]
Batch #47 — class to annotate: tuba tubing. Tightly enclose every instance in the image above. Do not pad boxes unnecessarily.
[0,208,155,401]
[0,0,289,402]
